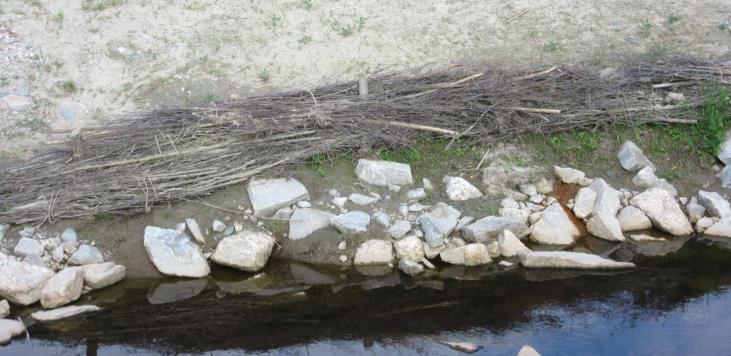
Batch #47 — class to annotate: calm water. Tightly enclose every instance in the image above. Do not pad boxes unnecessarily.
[3,239,731,356]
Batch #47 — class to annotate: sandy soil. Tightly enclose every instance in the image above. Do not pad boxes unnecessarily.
[1,0,730,158]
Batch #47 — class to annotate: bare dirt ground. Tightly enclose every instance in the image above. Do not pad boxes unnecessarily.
[1,0,730,159]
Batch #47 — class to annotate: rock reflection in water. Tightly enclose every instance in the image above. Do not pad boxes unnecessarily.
[147,278,209,305]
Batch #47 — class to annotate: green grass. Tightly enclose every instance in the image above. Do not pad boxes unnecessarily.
[59,80,77,94]
[257,68,271,82]
[697,83,731,155]
[51,11,64,28]
[310,153,327,177]
[666,14,682,25]
[81,0,125,11]
[639,19,654,37]
[543,40,560,52]
[298,34,313,45]
[645,45,668,62]
[300,0,313,10]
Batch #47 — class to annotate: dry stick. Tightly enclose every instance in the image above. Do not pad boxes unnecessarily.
[514,66,559,81]
[395,72,485,101]
[363,119,457,136]
[505,8,530,24]
[507,107,562,114]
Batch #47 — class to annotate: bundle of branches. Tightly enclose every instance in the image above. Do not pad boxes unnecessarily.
[1,58,729,225]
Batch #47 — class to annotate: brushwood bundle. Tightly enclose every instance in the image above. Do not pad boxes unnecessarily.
[1,58,729,224]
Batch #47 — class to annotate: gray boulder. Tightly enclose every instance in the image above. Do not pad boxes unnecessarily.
[530,203,581,245]
[331,211,371,235]
[41,267,83,308]
[388,220,412,239]
[31,305,100,322]
[348,193,378,206]
[520,251,635,269]
[247,178,309,216]
[632,167,678,196]
[618,140,655,172]
[13,237,43,257]
[554,166,586,184]
[355,159,413,186]
[0,319,25,345]
[717,131,731,165]
[439,243,491,266]
[143,226,210,278]
[498,229,530,257]
[81,262,126,290]
[0,258,55,305]
[630,188,693,235]
[289,208,335,240]
[211,231,275,272]
[68,244,104,266]
[462,216,530,243]
[586,212,625,242]
[394,235,425,261]
[572,187,596,219]
[704,217,731,238]
[686,196,706,223]
[354,240,394,265]
[719,166,731,189]
[618,206,652,231]
[373,212,390,227]
[418,203,461,247]
[442,176,483,201]
[697,190,731,218]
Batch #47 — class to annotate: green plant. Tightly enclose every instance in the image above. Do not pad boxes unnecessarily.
[82,0,125,11]
[271,14,282,27]
[355,16,366,28]
[257,68,270,82]
[645,45,668,62]
[51,11,64,28]
[298,34,313,45]
[666,14,682,25]
[543,40,559,52]
[639,19,654,37]
[310,153,327,177]
[698,83,730,155]
[300,0,313,10]
[59,80,77,94]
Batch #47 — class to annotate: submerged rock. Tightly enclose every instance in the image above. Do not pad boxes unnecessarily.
[618,140,655,172]
[462,216,530,243]
[68,244,104,266]
[498,230,530,257]
[0,319,25,345]
[331,211,371,235]
[520,251,635,269]
[0,258,55,305]
[440,243,491,266]
[630,188,693,236]
[697,190,731,218]
[419,203,461,247]
[530,203,581,245]
[247,178,309,216]
[81,262,126,290]
[355,159,413,186]
[440,340,482,353]
[143,226,210,278]
[442,176,483,201]
[211,231,275,272]
[354,240,394,265]
[288,208,335,240]
[31,305,100,322]
[41,267,83,308]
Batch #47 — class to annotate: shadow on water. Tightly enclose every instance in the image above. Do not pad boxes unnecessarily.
[5,239,731,355]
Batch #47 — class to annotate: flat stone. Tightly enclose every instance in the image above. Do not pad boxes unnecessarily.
[0,319,25,345]
[211,231,275,272]
[0,258,55,305]
[618,140,655,172]
[554,166,586,184]
[398,259,424,275]
[618,206,652,231]
[288,208,335,240]
[630,188,693,236]
[81,262,126,290]
[394,235,425,261]
[68,244,104,266]
[61,228,78,243]
[418,203,461,247]
[530,203,581,245]
[442,176,483,201]
[388,220,412,239]
[31,305,100,322]
[498,230,530,257]
[247,178,309,216]
[572,187,596,219]
[13,237,43,257]
[185,218,206,244]
[439,243,491,266]
[704,217,731,238]
[354,240,394,265]
[407,188,427,201]
[355,159,413,186]
[331,211,371,235]
[41,267,83,308]
[349,193,378,206]
[697,190,731,218]
[462,216,530,243]
[520,251,635,269]
[212,219,226,232]
[143,226,210,278]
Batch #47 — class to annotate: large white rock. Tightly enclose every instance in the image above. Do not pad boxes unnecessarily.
[355,159,413,186]
[462,216,530,243]
[394,235,425,261]
[717,131,731,165]
[0,258,55,305]
[354,240,394,265]
[704,217,731,238]
[13,238,43,258]
[498,230,530,257]
[439,243,491,266]
[331,211,370,235]
[630,188,693,235]
[554,166,586,184]
[572,187,596,219]
[517,345,542,356]
[247,178,309,216]
[586,212,625,242]
[81,262,126,290]
[719,166,731,189]
[617,140,655,172]
[697,191,731,218]
[68,244,104,266]
[388,220,412,239]
[589,178,621,216]
[211,231,275,272]
[0,319,25,345]
[31,305,100,322]
[617,206,652,231]
[530,203,581,245]
[442,176,483,201]
[289,208,335,240]
[143,226,210,278]
[41,267,83,308]
[520,251,635,269]
[419,203,461,247]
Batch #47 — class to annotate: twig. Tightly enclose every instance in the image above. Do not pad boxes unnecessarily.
[505,9,530,24]
[506,107,562,114]
[364,119,457,135]
[514,66,558,80]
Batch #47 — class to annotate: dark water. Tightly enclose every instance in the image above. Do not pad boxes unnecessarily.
[3,238,731,356]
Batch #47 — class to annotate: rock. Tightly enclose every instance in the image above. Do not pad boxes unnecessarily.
[68,244,104,266]
[407,188,427,201]
[463,216,530,243]
[185,218,206,244]
[408,203,427,212]
[331,211,371,235]
[456,216,475,229]
[147,279,208,304]
[223,226,234,236]
[339,255,348,263]
[272,206,294,220]
[355,159,413,186]
[388,184,402,192]
[61,228,78,243]
[0,225,6,241]
[686,196,706,223]
[440,341,482,353]
[338,241,347,250]
[41,267,83,308]
[554,166,586,184]
[530,203,581,245]
[423,242,446,259]
[629,234,666,242]
[618,140,655,172]
[394,235,425,261]
[175,222,186,232]
[618,206,652,231]
[704,218,731,238]
[0,319,25,345]
[697,191,731,218]
[499,207,530,224]
[443,176,483,200]
[388,220,412,239]
[632,167,677,195]
[500,197,520,209]
[422,178,433,191]
[212,219,226,232]
[349,193,378,206]
[589,178,622,216]
[247,178,309,216]
[498,230,530,257]
[717,131,731,165]
[418,203,461,247]
[81,262,126,290]
[233,221,244,232]
[630,188,693,235]
[519,183,538,197]
[143,226,210,278]
[440,243,491,266]
[696,216,715,233]
[520,251,635,269]
[211,231,275,272]
[296,201,311,208]
[0,258,55,305]
[23,254,47,268]
[31,305,100,322]
[398,259,424,275]
[719,166,731,188]
[13,237,43,257]
[0,93,32,110]
[373,212,390,227]
[528,194,545,204]
[0,300,7,319]
[572,187,597,219]
[517,345,542,356]
[288,208,335,240]
[354,240,394,265]
[586,212,625,242]
[503,189,529,201]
